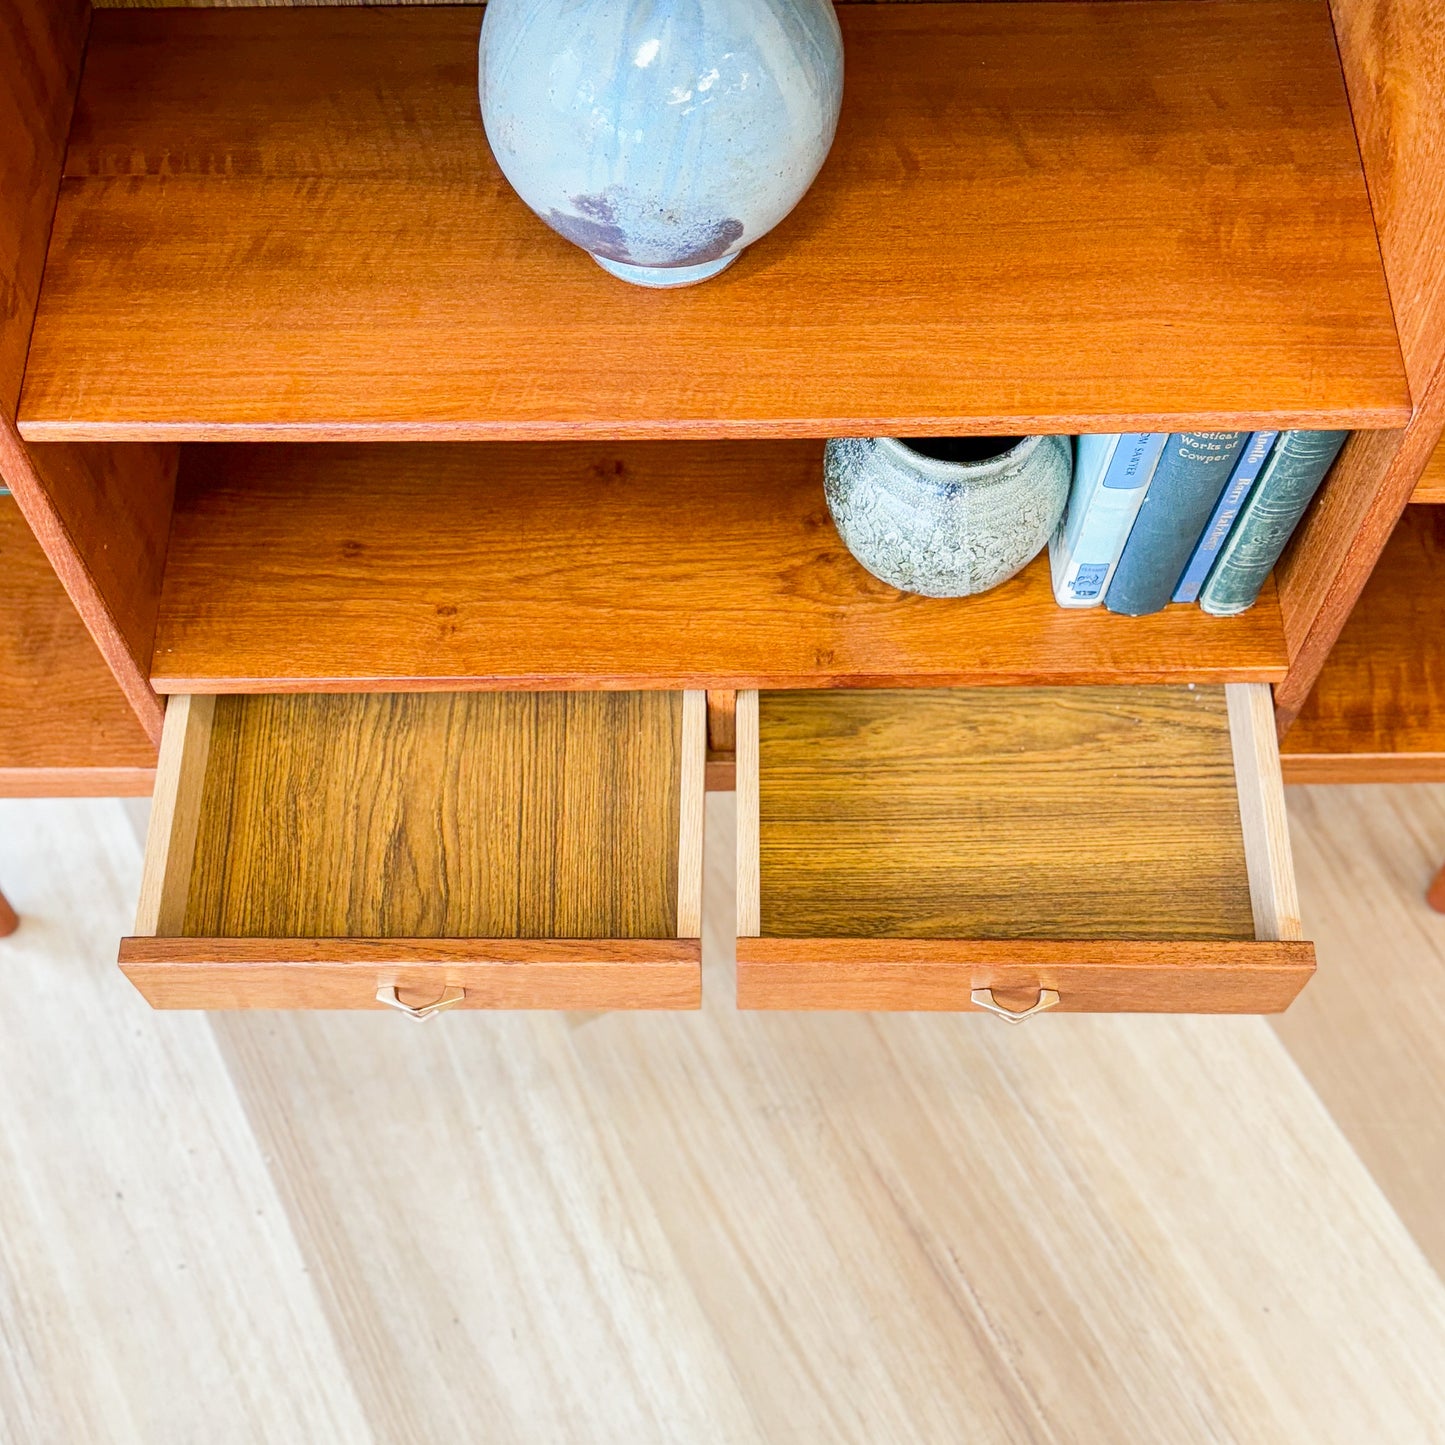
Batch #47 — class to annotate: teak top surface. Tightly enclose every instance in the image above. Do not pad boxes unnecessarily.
[0,496,156,787]
[17,2,1408,440]
[182,691,683,938]
[150,442,1289,690]
[1282,506,1445,763]
[757,686,1257,941]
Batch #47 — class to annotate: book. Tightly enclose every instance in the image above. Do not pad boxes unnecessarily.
[1171,430,1279,603]
[1049,433,1168,607]
[1104,432,1250,616]
[1199,429,1349,616]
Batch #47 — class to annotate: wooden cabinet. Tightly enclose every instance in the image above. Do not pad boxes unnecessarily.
[4,0,1440,1015]
[736,685,1312,1013]
[121,691,706,1010]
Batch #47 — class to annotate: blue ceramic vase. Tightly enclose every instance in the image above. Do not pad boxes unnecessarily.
[824,436,1073,598]
[479,0,844,288]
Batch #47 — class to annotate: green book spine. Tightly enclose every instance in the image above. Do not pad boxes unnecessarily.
[1198,430,1349,616]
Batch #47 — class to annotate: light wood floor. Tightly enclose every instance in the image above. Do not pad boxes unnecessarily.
[2,788,1445,1443]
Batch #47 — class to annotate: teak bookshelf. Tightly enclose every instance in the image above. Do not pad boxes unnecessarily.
[2,0,1442,1013]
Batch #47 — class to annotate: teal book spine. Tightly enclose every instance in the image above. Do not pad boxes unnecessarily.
[1171,430,1278,603]
[1104,432,1249,616]
[1198,430,1349,616]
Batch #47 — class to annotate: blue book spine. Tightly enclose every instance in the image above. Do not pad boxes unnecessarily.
[1171,430,1279,603]
[1048,433,1167,607]
[1104,432,1250,616]
[1199,430,1349,616]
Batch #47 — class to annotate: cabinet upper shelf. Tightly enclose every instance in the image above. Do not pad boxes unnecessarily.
[16,1,1410,442]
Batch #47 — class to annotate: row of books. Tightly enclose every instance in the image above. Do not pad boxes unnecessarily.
[1049,430,1348,615]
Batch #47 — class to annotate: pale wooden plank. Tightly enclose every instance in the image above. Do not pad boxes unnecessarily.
[677,690,707,938]
[1275,781,1445,1276]
[133,692,214,936]
[735,690,759,939]
[1227,681,1304,941]
[0,798,373,1443]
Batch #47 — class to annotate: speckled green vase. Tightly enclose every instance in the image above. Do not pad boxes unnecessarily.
[823,435,1072,598]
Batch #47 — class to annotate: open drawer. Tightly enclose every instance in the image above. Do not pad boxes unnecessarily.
[736,684,1313,1016]
[121,691,705,1012]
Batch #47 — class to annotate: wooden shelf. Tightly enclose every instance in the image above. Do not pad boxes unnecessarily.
[148,442,1289,692]
[17,2,1407,442]
[0,496,155,795]
[1281,506,1445,782]
[1411,436,1445,503]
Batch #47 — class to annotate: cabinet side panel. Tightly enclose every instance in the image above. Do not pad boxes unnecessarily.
[0,0,87,415]
[0,0,174,740]
[1277,0,1445,723]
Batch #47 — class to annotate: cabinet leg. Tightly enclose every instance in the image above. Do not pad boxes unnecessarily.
[1429,863,1445,916]
[0,886,16,938]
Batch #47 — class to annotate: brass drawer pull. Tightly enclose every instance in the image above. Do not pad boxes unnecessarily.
[376,984,466,1021]
[970,987,1060,1023]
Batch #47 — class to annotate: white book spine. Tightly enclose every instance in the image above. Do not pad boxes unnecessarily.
[1049,433,1167,607]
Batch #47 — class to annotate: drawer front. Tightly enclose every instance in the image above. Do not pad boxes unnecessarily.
[121,939,700,1011]
[736,940,1313,1013]
[737,684,1313,1015]
[125,689,705,1011]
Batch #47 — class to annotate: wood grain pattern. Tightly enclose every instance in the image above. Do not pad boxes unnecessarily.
[1412,435,1445,503]
[120,938,702,1010]
[0,495,156,795]
[148,442,1289,691]
[17,441,178,739]
[1226,682,1303,940]
[1281,506,1445,781]
[133,692,212,934]
[735,938,1314,1012]
[1275,782,1445,1276]
[677,691,706,939]
[1330,0,1445,391]
[15,795,1445,1440]
[735,691,760,939]
[0,798,377,1442]
[755,687,1257,942]
[706,691,736,756]
[180,692,683,940]
[17,3,1407,439]
[0,0,173,742]
[1274,418,1444,726]
[1274,0,1445,723]
[0,0,87,417]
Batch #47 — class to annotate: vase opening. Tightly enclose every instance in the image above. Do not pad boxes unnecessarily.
[898,437,1028,465]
